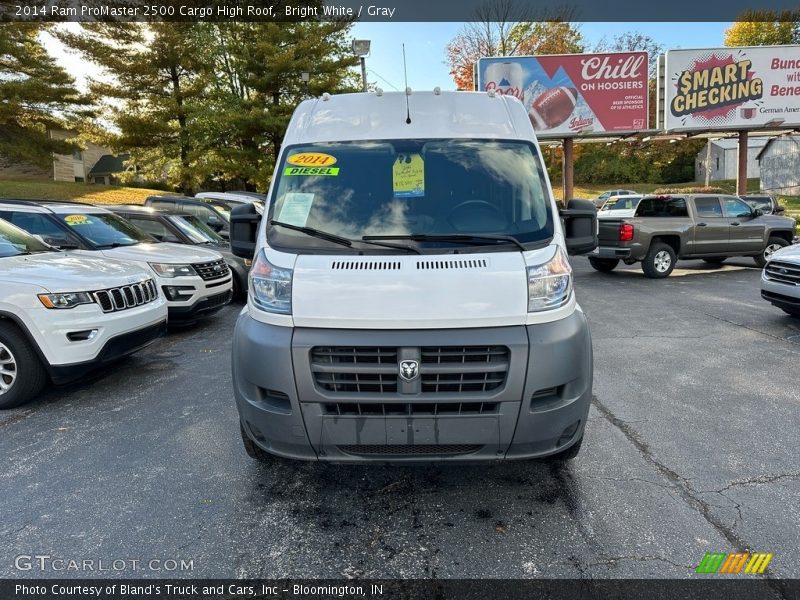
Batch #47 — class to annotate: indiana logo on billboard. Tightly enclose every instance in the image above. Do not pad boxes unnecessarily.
[696,552,773,574]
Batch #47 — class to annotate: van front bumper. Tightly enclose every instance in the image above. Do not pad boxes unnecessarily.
[232,309,592,463]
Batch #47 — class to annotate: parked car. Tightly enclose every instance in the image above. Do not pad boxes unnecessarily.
[598,194,642,219]
[194,192,266,219]
[590,194,797,278]
[740,194,785,215]
[594,189,637,208]
[761,244,800,318]
[0,218,168,409]
[229,90,598,465]
[145,196,230,239]
[105,205,250,300]
[0,200,232,323]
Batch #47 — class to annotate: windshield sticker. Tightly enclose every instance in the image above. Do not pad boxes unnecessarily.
[64,215,90,226]
[277,193,315,227]
[393,153,425,198]
[287,152,337,167]
[283,166,340,177]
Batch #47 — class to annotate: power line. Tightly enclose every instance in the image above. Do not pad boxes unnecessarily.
[367,68,400,91]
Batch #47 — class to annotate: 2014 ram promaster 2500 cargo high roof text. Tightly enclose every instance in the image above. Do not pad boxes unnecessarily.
[229,90,598,464]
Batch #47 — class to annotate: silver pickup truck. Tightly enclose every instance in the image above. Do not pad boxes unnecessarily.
[589,194,797,278]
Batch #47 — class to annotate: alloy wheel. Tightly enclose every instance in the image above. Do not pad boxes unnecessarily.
[0,342,17,396]
[654,250,672,273]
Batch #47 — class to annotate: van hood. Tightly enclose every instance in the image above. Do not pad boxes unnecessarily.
[1,254,151,293]
[99,242,224,264]
[290,251,530,329]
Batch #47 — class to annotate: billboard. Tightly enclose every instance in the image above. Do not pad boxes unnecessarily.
[659,45,800,132]
[475,52,649,139]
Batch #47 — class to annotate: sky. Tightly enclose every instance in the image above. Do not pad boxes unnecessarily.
[43,22,732,93]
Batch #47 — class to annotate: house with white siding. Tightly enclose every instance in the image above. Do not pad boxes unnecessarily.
[757,135,800,196]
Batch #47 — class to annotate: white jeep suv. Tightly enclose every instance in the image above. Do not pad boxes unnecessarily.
[0,200,233,323]
[0,218,168,409]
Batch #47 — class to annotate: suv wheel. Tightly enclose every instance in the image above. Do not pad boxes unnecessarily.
[642,242,676,278]
[754,237,789,268]
[0,323,47,410]
[588,257,620,272]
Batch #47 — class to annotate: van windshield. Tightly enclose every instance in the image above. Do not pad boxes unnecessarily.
[267,140,554,253]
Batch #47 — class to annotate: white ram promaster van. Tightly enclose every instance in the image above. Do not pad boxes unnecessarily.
[230,90,597,463]
[0,218,168,409]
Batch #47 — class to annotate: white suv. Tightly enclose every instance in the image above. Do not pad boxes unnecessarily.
[0,218,168,409]
[0,200,233,323]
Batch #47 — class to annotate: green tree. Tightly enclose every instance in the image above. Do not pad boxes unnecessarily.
[59,23,208,192]
[192,21,358,190]
[724,11,800,46]
[0,23,91,167]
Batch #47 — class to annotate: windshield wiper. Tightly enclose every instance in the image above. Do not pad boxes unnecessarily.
[270,221,420,254]
[362,233,527,252]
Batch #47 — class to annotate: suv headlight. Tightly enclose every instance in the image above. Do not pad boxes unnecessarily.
[149,263,197,278]
[527,246,573,312]
[38,292,94,309]
[250,249,292,314]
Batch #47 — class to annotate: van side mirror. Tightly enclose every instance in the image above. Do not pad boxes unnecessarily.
[230,203,260,259]
[560,199,598,255]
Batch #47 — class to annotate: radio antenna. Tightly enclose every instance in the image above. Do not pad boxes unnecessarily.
[402,44,411,124]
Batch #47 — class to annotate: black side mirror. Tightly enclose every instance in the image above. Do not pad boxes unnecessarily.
[752,208,763,218]
[230,203,260,259]
[560,199,598,255]
[774,205,785,214]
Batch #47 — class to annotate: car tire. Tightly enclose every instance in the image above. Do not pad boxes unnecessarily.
[642,242,676,278]
[545,436,583,462]
[754,236,789,268]
[240,422,275,463]
[703,258,726,265]
[588,257,620,272]
[0,323,47,410]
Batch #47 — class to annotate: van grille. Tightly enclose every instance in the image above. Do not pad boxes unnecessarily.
[765,261,800,286]
[310,345,509,396]
[338,444,482,456]
[93,280,158,313]
[193,259,230,281]
[323,402,498,416]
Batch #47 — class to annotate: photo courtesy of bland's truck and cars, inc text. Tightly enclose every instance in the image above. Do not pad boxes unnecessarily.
[1,3,799,599]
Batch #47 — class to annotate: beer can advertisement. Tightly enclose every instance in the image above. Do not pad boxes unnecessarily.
[660,45,800,131]
[475,52,648,139]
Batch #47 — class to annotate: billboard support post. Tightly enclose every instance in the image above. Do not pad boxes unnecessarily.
[738,130,748,195]
[563,138,574,201]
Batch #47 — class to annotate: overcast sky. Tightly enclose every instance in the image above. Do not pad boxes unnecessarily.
[42,22,731,93]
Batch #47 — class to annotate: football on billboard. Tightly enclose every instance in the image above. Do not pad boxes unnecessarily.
[528,87,578,130]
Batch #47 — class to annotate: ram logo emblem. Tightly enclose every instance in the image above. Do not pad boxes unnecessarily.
[399,360,419,382]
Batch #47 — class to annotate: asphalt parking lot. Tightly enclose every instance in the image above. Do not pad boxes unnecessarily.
[2,257,799,580]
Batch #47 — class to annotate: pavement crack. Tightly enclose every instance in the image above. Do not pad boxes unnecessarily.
[698,310,800,346]
[592,395,791,598]
[709,472,800,493]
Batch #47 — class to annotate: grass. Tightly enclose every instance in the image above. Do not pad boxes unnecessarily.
[0,178,166,205]
[558,178,762,200]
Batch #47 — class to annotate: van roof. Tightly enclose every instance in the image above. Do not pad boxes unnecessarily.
[283,91,535,146]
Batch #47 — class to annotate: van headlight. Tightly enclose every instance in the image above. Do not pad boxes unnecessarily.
[149,263,197,278]
[527,246,573,312]
[38,292,94,309]
[250,249,292,314]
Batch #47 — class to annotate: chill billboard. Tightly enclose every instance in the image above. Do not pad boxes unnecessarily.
[475,52,648,138]
[660,45,800,131]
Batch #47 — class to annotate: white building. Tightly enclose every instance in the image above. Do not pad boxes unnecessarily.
[757,135,800,196]
[695,138,768,183]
